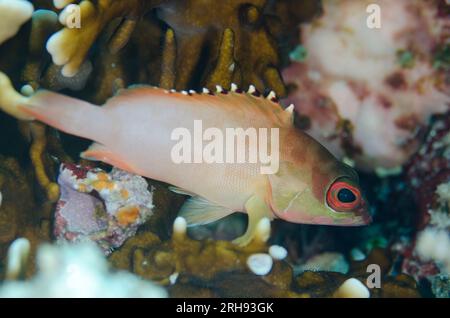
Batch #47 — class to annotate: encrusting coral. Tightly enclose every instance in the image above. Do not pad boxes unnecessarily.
[282,0,450,172]
[55,163,154,254]
[392,112,450,297]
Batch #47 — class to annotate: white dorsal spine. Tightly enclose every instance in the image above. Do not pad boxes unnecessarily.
[189,90,196,94]
[215,85,223,93]
[231,83,238,92]
[202,87,210,94]
[267,91,276,100]
[181,90,188,95]
[285,104,294,113]
[248,85,256,94]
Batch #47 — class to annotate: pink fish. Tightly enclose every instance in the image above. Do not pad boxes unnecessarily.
[0,72,371,245]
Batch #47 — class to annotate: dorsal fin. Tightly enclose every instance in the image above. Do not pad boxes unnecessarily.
[107,83,292,127]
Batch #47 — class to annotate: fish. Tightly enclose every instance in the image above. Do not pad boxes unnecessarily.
[0,72,371,246]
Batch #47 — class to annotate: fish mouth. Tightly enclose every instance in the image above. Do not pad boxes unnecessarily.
[333,214,371,226]
[334,200,372,226]
[362,212,372,224]
[354,200,372,225]
[351,213,372,225]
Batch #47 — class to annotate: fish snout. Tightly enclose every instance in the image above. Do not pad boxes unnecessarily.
[354,198,372,225]
[335,198,371,226]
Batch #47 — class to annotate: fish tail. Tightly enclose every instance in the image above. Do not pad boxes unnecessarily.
[20,89,107,142]
[0,71,107,141]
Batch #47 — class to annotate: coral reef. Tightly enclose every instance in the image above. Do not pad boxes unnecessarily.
[0,0,447,299]
[55,163,154,254]
[107,217,421,298]
[0,0,320,205]
[405,112,450,229]
[0,239,167,297]
[46,0,154,77]
[282,0,450,172]
[295,252,349,274]
[0,155,53,279]
[333,278,370,298]
[32,0,321,97]
[391,112,450,297]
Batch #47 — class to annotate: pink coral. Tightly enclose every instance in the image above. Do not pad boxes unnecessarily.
[282,0,450,171]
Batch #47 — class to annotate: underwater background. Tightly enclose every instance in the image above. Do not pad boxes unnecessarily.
[0,0,448,298]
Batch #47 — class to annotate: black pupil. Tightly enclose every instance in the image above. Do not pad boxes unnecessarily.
[337,188,356,203]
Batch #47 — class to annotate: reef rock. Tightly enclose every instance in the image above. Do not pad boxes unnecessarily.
[392,113,450,296]
[54,163,154,254]
[282,0,450,172]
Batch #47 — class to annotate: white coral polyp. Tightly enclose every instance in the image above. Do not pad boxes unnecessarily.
[247,253,273,276]
[0,243,167,297]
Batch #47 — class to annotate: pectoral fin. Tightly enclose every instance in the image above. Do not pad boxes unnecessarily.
[179,196,235,226]
[81,142,136,173]
[168,186,197,197]
[232,195,273,246]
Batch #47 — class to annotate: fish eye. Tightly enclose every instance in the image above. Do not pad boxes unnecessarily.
[337,188,356,203]
[326,180,361,212]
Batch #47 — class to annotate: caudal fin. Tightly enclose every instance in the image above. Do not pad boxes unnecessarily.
[20,90,108,142]
[0,71,107,142]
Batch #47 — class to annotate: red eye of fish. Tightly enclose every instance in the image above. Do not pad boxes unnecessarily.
[326,181,361,212]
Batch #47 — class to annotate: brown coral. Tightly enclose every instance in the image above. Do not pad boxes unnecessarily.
[157,0,286,94]
[108,212,422,298]
[0,155,52,280]
[46,0,155,77]
[40,0,319,99]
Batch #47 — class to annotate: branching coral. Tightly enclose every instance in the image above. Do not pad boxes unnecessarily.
[29,123,60,203]
[0,155,53,280]
[1,240,168,297]
[157,0,286,95]
[0,72,60,202]
[0,0,33,45]
[40,0,315,96]
[46,0,155,77]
